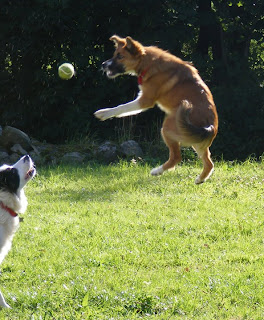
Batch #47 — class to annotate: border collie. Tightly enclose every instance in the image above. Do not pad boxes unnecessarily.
[0,155,36,308]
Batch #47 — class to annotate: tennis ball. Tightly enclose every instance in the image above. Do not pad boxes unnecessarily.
[58,63,75,80]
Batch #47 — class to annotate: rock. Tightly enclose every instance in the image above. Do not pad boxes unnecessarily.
[0,145,7,153]
[95,141,119,163]
[120,140,143,158]
[46,155,58,166]
[0,125,146,165]
[35,143,56,157]
[0,126,33,152]
[61,152,85,164]
[9,153,21,163]
[10,144,28,155]
[0,151,10,164]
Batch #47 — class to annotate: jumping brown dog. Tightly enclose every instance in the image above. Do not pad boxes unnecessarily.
[94,35,218,184]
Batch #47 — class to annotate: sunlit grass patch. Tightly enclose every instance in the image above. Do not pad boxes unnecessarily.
[1,159,264,319]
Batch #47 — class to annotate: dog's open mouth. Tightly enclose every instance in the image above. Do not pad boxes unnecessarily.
[106,70,116,78]
[26,167,36,179]
[104,64,126,79]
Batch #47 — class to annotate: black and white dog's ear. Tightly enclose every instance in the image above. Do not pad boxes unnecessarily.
[0,168,20,194]
[0,170,7,186]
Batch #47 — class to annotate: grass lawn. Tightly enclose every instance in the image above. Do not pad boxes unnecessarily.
[1,158,264,319]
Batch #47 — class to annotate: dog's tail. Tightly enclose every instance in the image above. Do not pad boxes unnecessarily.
[177,100,217,144]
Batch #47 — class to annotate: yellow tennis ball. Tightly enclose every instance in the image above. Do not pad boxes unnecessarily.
[58,63,75,80]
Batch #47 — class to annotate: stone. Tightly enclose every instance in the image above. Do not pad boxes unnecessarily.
[9,153,21,163]
[61,152,85,164]
[10,144,28,155]
[95,141,119,163]
[0,126,33,152]
[0,151,10,165]
[120,140,143,158]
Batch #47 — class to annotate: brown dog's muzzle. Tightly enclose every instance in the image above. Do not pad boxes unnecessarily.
[101,58,125,78]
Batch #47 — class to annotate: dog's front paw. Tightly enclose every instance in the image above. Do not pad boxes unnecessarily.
[150,165,164,176]
[94,108,114,121]
[195,175,204,184]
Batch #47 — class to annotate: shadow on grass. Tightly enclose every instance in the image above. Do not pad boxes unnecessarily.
[33,161,173,204]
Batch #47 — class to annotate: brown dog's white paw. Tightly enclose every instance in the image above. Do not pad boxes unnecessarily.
[150,165,164,176]
[195,176,204,184]
[94,108,114,121]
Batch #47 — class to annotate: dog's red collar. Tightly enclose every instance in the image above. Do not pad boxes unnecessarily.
[0,202,18,217]
[138,68,149,85]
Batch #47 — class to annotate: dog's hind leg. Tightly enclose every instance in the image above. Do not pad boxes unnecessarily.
[193,145,214,184]
[151,118,181,176]
[0,290,11,308]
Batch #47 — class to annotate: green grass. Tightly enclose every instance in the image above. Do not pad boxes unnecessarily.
[1,158,264,319]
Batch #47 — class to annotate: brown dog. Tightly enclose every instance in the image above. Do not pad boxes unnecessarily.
[94,35,218,184]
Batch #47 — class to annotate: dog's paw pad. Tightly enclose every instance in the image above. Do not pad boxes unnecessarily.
[150,166,164,176]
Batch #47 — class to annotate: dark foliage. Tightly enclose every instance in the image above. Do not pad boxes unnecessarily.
[0,0,263,159]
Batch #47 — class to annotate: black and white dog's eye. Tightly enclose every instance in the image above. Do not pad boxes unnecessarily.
[10,168,16,175]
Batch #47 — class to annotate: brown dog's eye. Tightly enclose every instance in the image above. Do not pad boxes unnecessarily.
[116,53,124,60]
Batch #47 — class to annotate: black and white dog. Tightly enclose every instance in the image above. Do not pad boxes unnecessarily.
[0,155,36,308]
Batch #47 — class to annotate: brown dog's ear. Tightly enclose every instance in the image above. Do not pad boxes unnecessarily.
[109,35,126,48]
[125,36,144,56]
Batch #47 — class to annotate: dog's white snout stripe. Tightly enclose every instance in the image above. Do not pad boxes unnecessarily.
[105,61,112,67]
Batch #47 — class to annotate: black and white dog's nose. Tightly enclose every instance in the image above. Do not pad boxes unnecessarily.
[23,155,30,163]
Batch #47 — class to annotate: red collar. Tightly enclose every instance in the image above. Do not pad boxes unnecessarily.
[137,68,149,85]
[0,202,18,217]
